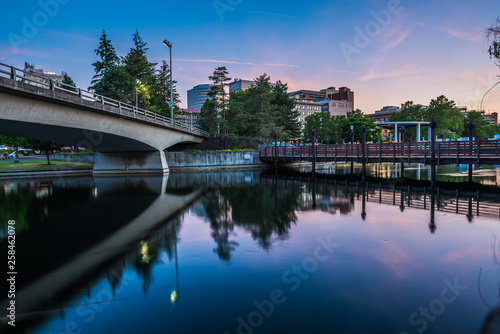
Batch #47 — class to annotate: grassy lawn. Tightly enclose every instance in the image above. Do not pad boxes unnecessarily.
[0,160,93,171]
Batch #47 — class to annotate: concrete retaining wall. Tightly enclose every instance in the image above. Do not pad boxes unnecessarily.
[165,151,264,170]
[51,151,266,170]
[52,154,95,163]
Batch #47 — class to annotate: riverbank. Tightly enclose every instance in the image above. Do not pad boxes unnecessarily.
[0,160,94,178]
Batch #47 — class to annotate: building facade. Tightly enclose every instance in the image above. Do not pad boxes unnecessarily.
[294,99,324,129]
[229,79,255,94]
[289,86,355,116]
[23,62,64,88]
[175,108,201,127]
[187,84,214,110]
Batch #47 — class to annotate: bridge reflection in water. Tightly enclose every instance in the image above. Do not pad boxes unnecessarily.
[260,171,500,233]
[0,170,498,333]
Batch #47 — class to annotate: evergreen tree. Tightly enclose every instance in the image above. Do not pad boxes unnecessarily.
[123,30,156,83]
[199,87,220,136]
[150,60,181,116]
[90,30,119,87]
[271,81,300,140]
[92,66,135,103]
[226,90,255,137]
[248,73,275,140]
[209,66,231,120]
[59,72,77,92]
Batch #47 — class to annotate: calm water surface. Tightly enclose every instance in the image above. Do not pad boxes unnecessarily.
[0,169,499,334]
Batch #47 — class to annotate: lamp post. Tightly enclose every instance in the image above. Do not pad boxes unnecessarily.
[162,40,174,123]
[135,79,141,108]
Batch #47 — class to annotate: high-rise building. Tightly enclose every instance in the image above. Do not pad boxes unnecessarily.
[229,79,256,94]
[187,84,214,110]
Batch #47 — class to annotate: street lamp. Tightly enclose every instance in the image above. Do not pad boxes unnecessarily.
[163,39,174,123]
[135,79,141,108]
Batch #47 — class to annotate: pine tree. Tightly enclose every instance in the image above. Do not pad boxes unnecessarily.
[90,30,119,87]
[59,72,77,92]
[199,87,220,136]
[150,60,181,116]
[123,30,156,83]
[271,81,300,140]
[209,66,231,120]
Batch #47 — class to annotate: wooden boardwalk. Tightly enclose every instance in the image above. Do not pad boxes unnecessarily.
[260,140,500,165]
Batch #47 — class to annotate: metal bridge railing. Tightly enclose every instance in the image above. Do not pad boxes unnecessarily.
[0,62,209,138]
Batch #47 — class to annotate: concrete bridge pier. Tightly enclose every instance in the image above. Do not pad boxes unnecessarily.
[93,151,169,174]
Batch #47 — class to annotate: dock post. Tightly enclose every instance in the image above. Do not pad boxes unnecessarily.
[468,121,474,183]
[361,124,366,179]
[430,119,437,187]
[311,129,316,175]
[400,126,405,178]
[274,131,278,170]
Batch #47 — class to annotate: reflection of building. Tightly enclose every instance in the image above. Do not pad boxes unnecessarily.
[187,84,214,110]
[299,192,352,214]
[23,62,64,88]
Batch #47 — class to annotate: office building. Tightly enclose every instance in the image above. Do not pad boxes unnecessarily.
[294,99,324,130]
[175,108,201,127]
[229,79,255,94]
[187,84,214,110]
[289,86,355,116]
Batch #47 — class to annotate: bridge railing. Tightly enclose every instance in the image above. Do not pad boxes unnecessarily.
[0,63,209,138]
[260,140,500,163]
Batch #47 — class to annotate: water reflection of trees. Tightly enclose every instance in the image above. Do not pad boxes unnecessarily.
[128,218,182,293]
[201,184,301,261]
[0,181,95,238]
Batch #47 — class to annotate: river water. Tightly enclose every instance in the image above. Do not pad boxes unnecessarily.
[0,166,499,334]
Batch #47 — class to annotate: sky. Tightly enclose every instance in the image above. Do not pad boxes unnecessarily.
[1,0,499,114]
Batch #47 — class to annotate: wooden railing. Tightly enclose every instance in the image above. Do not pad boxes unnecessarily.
[260,140,500,165]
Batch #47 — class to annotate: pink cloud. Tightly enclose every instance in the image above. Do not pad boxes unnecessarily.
[380,30,411,52]
[172,58,301,68]
[359,65,428,81]
[445,28,481,42]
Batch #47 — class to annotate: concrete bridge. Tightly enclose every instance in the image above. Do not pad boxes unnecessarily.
[0,63,209,174]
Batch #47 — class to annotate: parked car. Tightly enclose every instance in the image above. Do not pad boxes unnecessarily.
[19,148,42,155]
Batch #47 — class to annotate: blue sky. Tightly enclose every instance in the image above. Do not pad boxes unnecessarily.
[1,0,499,114]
